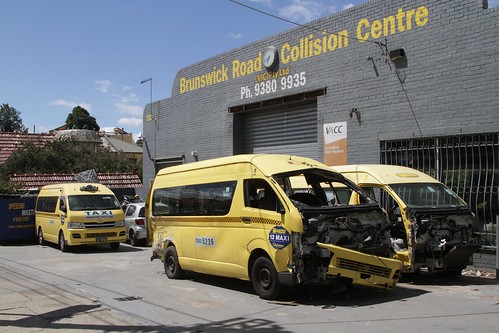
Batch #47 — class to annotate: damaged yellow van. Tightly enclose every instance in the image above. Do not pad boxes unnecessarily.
[334,165,479,274]
[148,154,402,299]
[36,183,126,252]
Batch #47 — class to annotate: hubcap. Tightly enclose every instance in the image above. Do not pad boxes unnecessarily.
[166,256,175,272]
[259,267,272,290]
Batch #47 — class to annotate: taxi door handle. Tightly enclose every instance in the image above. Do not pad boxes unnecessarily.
[242,217,251,224]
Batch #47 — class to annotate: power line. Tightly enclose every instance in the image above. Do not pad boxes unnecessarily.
[228,0,382,45]
[229,0,423,136]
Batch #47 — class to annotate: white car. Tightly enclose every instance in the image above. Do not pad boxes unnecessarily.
[124,202,147,246]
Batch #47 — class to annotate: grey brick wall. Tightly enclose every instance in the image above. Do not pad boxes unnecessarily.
[140,0,499,197]
[472,252,497,270]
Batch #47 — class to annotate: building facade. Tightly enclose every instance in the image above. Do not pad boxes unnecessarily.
[142,0,498,242]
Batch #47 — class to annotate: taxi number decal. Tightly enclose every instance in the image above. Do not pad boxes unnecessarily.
[269,226,291,250]
[195,237,215,247]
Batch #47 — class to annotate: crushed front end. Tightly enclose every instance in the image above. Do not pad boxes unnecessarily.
[401,207,479,273]
[292,205,402,289]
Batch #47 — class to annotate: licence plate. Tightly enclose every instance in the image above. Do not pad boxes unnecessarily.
[96,237,108,243]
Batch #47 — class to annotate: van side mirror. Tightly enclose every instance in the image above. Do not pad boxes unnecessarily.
[60,204,67,213]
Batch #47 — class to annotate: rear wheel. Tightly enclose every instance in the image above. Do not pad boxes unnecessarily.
[129,230,138,247]
[251,256,282,300]
[164,246,185,279]
[59,232,68,252]
[38,227,46,246]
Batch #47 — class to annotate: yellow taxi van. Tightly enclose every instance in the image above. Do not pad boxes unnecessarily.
[334,164,479,274]
[35,183,126,252]
[148,154,402,299]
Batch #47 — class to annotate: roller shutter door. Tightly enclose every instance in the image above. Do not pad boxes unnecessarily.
[242,99,318,159]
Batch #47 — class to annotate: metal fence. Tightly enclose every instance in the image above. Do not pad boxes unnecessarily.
[381,132,498,247]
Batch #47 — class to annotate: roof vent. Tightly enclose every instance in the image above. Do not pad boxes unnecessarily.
[80,184,99,192]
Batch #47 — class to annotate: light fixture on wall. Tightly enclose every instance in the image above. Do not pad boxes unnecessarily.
[191,150,199,161]
[389,48,405,61]
[350,108,363,125]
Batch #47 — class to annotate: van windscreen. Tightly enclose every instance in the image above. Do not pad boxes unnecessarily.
[390,183,467,208]
[68,195,121,211]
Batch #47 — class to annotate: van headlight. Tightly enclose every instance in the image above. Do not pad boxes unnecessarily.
[68,222,85,229]
[115,220,125,227]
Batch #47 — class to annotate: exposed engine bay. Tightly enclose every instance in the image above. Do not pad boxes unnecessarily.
[299,207,392,257]
[275,170,397,281]
[294,203,395,281]
[391,208,478,271]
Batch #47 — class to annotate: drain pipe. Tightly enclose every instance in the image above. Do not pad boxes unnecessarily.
[496,215,498,280]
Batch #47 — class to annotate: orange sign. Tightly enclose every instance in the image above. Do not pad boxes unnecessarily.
[323,122,347,166]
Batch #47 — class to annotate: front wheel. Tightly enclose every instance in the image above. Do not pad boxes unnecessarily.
[38,227,46,246]
[251,256,282,300]
[164,246,185,279]
[59,232,69,252]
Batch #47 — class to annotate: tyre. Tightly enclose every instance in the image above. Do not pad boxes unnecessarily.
[251,256,282,300]
[164,246,185,279]
[38,227,46,246]
[59,232,68,252]
[110,242,120,250]
[129,230,138,247]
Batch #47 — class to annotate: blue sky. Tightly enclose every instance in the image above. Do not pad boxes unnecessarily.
[1,0,498,139]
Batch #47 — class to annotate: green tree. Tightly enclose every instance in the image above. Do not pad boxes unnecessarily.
[0,138,142,193]
[65,106,100,131]
[0,103,27,132]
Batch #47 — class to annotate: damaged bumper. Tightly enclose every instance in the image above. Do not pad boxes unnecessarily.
[421,243,480,272]
[317,242,403,289]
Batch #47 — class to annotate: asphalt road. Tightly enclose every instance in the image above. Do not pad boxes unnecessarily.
[1,242,498,333]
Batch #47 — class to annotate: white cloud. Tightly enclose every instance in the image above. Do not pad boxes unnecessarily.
[229,32,244,39]
[50,99,92,112]
[118,117,143,128]
[342,3,355,10]
[101,126,115,132]
[278,0,324,23]
[113,92,139,104]
[114,102,143,116]
[96,80,111,93]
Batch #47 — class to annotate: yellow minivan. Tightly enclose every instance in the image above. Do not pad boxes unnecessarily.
[36,183,126,252]
[334,165,479,274]
[148,154,402,299]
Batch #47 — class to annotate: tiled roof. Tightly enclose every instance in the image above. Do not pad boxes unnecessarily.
[10,172,143,190]
[101,136,143,154]
[0,132,54,164]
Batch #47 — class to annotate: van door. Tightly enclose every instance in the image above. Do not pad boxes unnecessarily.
[44,196,64,242]
[238,179,287,268]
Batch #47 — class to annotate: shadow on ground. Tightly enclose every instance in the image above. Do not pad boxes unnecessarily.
[184,271,428,308]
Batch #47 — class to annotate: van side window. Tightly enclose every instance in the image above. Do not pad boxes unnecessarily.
[152,181,237,216]
[36,196,58,213]
[244,179,280,211]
